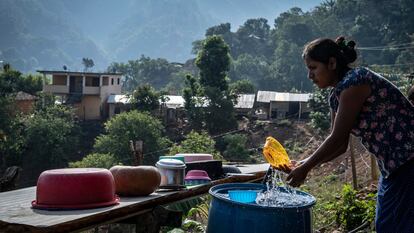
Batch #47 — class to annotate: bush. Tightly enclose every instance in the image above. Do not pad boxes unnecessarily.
[284,139,304,156]
[335,184,376,231]
[69,153,118,169]
[93,111,171,165]
[276,119,292,127]
[169,130,221,159]
[23,105,80,171]
[222,133,250,161]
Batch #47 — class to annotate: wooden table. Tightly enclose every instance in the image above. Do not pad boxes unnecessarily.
[0,163,269,233]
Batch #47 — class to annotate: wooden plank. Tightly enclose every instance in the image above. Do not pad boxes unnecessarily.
[236,163,269,174]
[0,164,267,233]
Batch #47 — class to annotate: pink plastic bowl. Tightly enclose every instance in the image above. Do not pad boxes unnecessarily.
[32,168,119,210]
[185,170,211,181]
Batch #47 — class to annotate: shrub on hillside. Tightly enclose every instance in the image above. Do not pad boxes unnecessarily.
[222,134,250,161]
[93,111,171,165]
[335,184,376,231]
[169,130,221,159]
[69,153,118,169]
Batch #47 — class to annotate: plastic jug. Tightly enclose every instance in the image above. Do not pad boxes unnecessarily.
[262,136,290,170]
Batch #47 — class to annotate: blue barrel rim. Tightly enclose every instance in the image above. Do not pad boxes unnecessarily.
[209,183,316,210]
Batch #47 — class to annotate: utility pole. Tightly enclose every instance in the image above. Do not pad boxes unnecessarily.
[130,140,143,166]
[349,136,358,190]
[370,154,378,181]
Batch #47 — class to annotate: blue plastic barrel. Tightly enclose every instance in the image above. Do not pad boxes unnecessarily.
[207,183,316,233]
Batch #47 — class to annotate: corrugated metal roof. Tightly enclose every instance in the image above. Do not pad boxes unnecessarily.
[15,91,37,100]
[107,94,187,108]
[163,95,185,109]
[37,70,122,76]
[256,91,310,103]
[235,94,255,109]
[107,94,131,104]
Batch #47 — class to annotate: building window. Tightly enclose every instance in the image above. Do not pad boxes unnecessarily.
[85,77,100,87]
[102,77,109,86]
[111,78,114,85]
[92,77,99,86]
[117,78,120,85]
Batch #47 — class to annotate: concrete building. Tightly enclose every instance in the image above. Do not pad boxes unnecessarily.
[38,70,123,120]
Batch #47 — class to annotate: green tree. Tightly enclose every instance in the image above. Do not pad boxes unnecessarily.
[93,111,171,165]
[195,35,237,133]
[0,115,24,169]
[183,74,204,130]
[18,74,43,95]
[229,79,256,94]
[108,56,180,91]
[203,23,239,57]
[308,88,331,132]
[169,131,220,159]
[22,105,80,176]
[34,93,56,111]
[131,84,163,112]
[69,153,118,169]
[82,57,94,72]
[0,66,43,169]
[270,39,311,92]
[235,18,271,58]
[222,134,250,161]
[229,54,271,89]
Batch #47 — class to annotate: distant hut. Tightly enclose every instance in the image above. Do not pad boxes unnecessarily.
[234,94,255,117]
[14,91,37,114]
[107,94,131,118]
[256,91,311,120]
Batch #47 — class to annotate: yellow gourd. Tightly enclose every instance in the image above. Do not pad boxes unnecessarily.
[262,136,290,169]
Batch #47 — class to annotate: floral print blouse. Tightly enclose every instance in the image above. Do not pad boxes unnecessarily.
[329,67,414,178]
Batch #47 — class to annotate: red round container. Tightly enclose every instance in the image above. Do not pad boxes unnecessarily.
[32,168,119,210]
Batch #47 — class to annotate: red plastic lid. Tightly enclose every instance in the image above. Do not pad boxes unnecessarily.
[31,195,120,210]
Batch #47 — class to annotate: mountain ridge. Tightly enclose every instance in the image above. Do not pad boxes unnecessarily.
[0,0,323,72]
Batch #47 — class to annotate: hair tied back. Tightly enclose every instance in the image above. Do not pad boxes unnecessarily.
[346,40,356,49]
[335,36,356,50]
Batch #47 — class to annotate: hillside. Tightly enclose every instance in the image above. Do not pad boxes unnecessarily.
[0,0,108,72]
[0,0,323,72]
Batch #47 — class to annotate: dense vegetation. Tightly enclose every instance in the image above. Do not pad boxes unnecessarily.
[110,0,413,95]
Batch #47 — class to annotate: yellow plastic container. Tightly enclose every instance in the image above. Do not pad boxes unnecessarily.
[262,136,290,169]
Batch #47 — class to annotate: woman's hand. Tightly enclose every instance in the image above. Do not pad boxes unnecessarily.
[272,159,306,173]
[286,163,311,187]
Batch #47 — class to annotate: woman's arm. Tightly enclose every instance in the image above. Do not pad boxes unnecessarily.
[287,84,371,186]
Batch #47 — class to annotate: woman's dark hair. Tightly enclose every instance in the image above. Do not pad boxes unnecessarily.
[302,36,357,79]
[408,86,414,102]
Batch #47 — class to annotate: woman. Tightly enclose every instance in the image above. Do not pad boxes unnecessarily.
[286,37,414,232]
[408,85,414,105]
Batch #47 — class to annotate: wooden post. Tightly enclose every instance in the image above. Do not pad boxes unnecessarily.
[370,154,378,181]
[349,136,358,190]
[130,140,143,166]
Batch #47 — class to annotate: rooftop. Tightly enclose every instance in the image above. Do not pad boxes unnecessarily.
[37,70,123,76]
[256,91,310,103]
